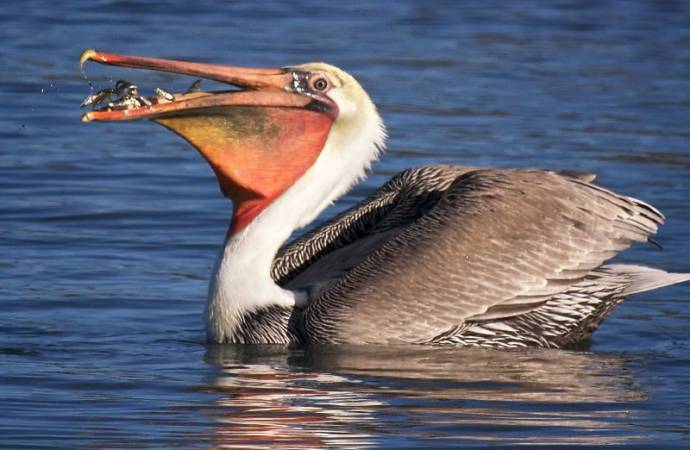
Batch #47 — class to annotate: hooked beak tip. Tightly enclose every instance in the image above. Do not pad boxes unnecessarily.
[79,48,103,70]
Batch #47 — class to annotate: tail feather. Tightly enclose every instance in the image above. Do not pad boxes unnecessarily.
[603,264,690,295]
[431,264,688,348]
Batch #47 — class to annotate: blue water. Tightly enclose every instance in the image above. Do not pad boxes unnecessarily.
[2,1,690,448]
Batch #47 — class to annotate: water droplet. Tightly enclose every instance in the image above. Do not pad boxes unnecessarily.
[80,66,94,93]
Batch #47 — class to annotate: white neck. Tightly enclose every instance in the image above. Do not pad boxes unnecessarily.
[205,109,385,342]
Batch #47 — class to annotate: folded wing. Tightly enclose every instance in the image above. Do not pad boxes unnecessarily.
[294,166,663,344]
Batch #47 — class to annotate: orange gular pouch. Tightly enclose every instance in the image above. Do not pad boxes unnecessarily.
[154,106,333,234]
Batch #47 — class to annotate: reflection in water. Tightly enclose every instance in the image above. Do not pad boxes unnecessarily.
[204,345,647,447]
[203,346,378,449]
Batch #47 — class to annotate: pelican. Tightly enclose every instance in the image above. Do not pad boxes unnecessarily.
[80,49,690,348]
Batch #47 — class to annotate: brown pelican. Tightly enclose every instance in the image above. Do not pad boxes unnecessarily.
[80,49,690,348]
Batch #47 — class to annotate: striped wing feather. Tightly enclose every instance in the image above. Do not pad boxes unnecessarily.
[272,165,473,285]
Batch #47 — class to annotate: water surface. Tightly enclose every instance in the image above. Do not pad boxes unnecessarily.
[2,1,690,448]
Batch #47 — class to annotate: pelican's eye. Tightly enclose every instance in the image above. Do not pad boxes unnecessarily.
[310,76,329,92]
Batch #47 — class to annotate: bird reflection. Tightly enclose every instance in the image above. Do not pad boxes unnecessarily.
[202,345,647,447]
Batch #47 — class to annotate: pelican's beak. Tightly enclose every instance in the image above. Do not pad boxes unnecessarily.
[79,49,338,233]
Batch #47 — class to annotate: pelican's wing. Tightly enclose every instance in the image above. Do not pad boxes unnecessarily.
[299,167,663,344]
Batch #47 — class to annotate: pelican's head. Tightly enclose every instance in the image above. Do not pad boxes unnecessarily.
[80,50,386,235]
[290,61,384,149]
